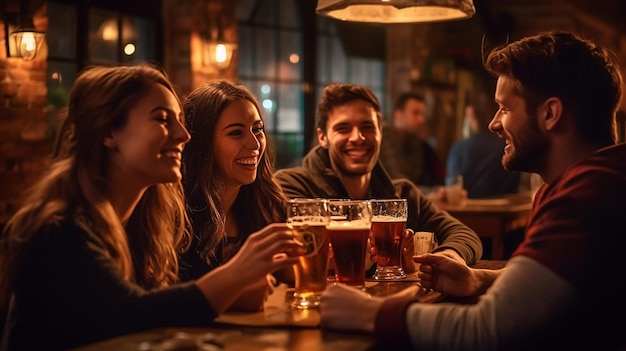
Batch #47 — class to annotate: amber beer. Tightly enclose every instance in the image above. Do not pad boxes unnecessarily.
[370,199,408,280]
[291,223,330,309]
[371,217,407,267]
[326,221,370,287]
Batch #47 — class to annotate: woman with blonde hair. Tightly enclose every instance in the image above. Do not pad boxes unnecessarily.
[0,65,303,350]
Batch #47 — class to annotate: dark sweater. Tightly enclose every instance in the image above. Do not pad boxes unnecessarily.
[4,220,215,351]
[274,145,482,265]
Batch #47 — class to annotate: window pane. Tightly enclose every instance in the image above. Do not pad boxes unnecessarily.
[121,16,155,63]
[317,16,337,35]
[255,28,276,78]
[89,9,118,63]
[277,82,301,132]
[330,37,347,82]
[317,36,331,84]
[253,0,277,26]
[241,79,279,133]
[258,81,278,132]
[349,58,369,85]
[236,0,256,22]
[238,25,254,77]
[279,31,301,80]
[279,0,299,28]
[273,132,303,169]
[370,60,384,87]
[47,2,76,59]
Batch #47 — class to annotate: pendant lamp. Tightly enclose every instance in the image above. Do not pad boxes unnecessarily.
[316,0,476,23]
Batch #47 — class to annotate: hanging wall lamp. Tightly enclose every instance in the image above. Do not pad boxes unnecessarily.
[8,27,45,61]
[316,0,476,23]
[201,2,236,70]
[203,40,237,70]
[3,0,45,61]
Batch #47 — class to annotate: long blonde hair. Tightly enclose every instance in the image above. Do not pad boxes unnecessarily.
[0,64,189,319]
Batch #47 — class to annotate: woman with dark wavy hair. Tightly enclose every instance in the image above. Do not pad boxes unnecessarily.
[181,80,292,310]
[0,66,303,350]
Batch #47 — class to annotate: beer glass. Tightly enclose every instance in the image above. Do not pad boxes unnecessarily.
[445,175,465,206]
[287,198,330,309]
[325,199,372,288]
[370,199,408,280]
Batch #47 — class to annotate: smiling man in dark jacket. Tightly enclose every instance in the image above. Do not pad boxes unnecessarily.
[275,83,482,269]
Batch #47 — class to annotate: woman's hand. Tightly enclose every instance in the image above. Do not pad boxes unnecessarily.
[228,223,305,284]
[196,223,305,314]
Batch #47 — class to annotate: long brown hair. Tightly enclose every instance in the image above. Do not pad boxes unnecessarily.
[182,80,287,266]
[0,64,189,319]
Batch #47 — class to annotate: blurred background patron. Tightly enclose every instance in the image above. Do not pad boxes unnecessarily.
[379,93,446,197]
[447,88,521,198]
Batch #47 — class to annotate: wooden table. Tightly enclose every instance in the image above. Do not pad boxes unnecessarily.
[71,326,376,351]
[72,261,505,351]
[72,281,437,351]
[72,283,429,351]
[438,193,533,260]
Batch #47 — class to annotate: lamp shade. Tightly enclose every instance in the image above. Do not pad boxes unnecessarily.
[9,28,45,61]
[202,41,237,70]
[316,0,476,23]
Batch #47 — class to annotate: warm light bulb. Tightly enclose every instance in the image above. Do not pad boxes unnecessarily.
[101,20,118,41]
[203,41,236,70]
[19,32,37,60]
[215,44,227,63]
[124,43,136,56]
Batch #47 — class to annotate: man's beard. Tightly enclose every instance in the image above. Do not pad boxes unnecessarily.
[502,121,547,173]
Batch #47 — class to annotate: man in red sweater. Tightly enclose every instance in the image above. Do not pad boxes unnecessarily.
[320,30,626,351]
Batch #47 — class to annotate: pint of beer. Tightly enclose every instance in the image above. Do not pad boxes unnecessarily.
[326,200,372,288]
[287,199,330,309]
[370,199,408,280]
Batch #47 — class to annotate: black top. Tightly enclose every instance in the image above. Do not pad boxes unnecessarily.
[4,220,215,351]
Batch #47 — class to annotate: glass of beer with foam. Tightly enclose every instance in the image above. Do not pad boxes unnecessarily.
[325,199,372,288]
[287,198,330,309]
[370,199,408,280]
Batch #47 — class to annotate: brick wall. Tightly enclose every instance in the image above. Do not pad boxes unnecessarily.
[162,0,237,96]
[0,4,50,224]
[0,0,238,224]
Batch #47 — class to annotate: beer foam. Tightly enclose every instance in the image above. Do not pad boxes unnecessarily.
[326,220,371,230]
[287,217,328,226]
[372,216,406,223]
